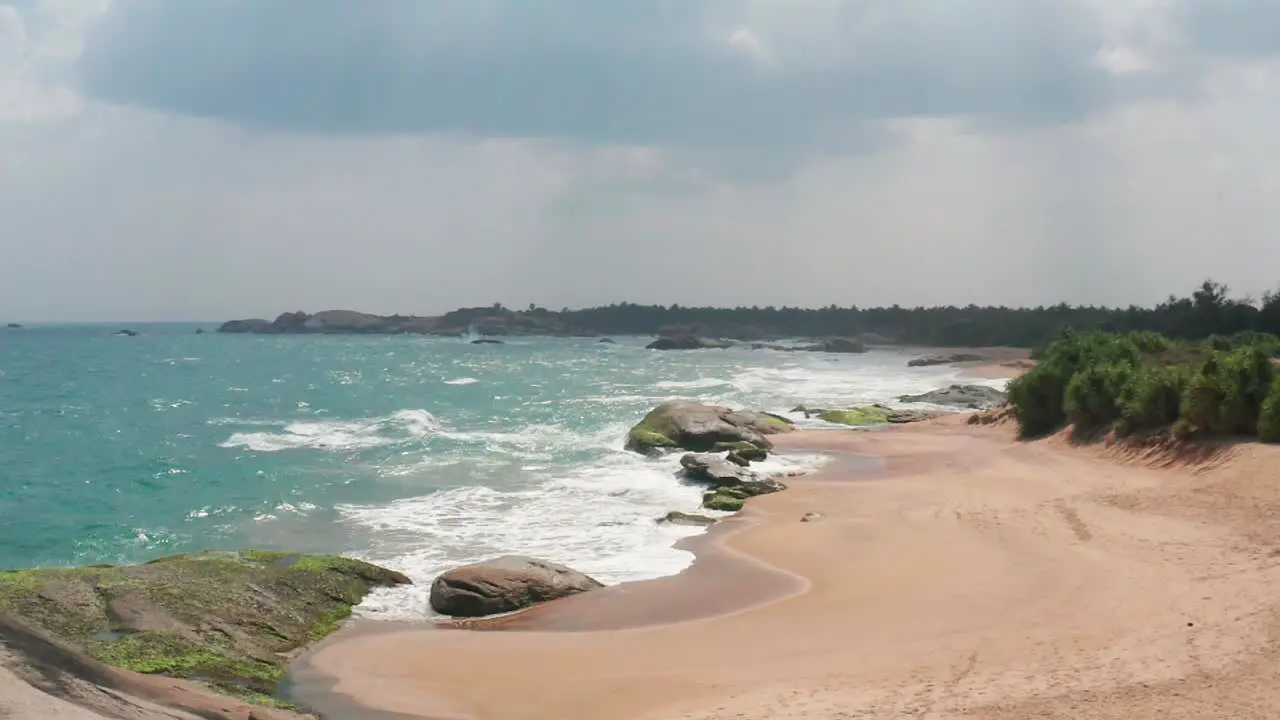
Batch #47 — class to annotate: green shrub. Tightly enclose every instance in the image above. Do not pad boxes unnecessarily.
[1259,380,1280,443]
[1115,365,1184,437]
[1008,364,1072,438]
[1064,362,1133,431]
[1179,347,1274,436]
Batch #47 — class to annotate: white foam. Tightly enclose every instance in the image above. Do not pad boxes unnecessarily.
[443,377,479,385]
[218,409,441,452]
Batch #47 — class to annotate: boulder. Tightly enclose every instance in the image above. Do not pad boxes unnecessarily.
[899,384,1008,409]
[194,328,207,334]
[625,401,794,455]
[429,556,603,618]
[702,491,745,512]
[471,338,505,344]
[598,338,617,344]
[680,453,756,486]
[725,451,751,467]
[5,323,20,329]
[0,551,409,703]
[657,511,718,527]
[907,353,985,367]
[646,335,733,350]
[801,337,868,354]
[115,329,139,337]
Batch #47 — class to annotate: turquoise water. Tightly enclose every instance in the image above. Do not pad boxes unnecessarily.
[0,324,978,617]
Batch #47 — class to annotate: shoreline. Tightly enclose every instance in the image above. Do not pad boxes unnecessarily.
[289,416,1280,719]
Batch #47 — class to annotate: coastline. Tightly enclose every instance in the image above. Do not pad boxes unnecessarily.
[291,414,1280,720]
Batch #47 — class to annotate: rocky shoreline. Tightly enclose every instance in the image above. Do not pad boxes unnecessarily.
[0,387,1008,718]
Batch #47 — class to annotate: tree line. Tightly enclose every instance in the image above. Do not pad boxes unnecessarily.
[501,280,1280,348]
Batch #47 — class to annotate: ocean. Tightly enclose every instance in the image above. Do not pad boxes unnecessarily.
[0,324,999,618]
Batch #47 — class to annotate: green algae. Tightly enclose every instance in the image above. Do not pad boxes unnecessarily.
[0,550,409,709]
[817,407,893,426]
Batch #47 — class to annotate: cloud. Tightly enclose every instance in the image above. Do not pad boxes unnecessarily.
[4,1,1280,322]
[78,0,1133,150]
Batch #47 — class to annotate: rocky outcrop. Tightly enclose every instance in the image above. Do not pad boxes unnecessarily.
[5,323,20,329]
[679,453,787,511]
[646,335,733,350]
[0,550,409,709]
[471,338,505,344]
[194,328,207,334]
[899,384,1009,409]
[801,337,868,354]
[657,511,718,527]
[218,311,440,335]
[429,556,603,618]
[598,338,616,344]
[907,353,985,367]
[625,401,794,455]
[795,404,944,426]
[115,329,139,337]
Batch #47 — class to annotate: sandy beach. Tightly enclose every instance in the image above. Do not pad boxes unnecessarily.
[297,413,1280,719]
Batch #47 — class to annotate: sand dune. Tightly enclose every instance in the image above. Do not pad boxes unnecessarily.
[300,417,1280,719]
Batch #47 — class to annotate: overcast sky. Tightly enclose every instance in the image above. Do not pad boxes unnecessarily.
[3,1,1280,321]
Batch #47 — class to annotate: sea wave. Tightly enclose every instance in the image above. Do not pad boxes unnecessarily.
[218,409,441,452]
[347,447,830,620]
[443,377,479,385]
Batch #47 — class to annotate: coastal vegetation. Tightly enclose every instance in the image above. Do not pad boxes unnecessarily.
[1007,328,1280,441]
[222,280,1280,348]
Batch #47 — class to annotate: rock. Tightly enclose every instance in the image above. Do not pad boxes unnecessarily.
[471,338,505,344]
[657,511,718,527]
[899,384,1009,409]
[194,328,207,334]
[0,551,410,704]
[646,335,733,350]
[737,478,788,496]
[801,337,868,354]
[680,453,756,486]
[725,451,751,467]
[907,353,985,367]
[817,407,893,426]
[712,441,770,459]
[750,343,792,351]
[625,400,794,455]
[5,323,20,329]
[429,556,603,618]
[810,405,945,426]
[115,329,139,337]
[801,512,824,522]
[217,318,274,333]
[598,337,616,344]
[702,491,745,512]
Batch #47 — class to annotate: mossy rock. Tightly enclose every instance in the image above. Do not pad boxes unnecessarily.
[0,550,409,703]
[624,400,793,455]
[817,406,893,426]
[702,491,745,512]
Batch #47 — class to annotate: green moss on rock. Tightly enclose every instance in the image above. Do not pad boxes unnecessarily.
[702,492,746,512]
[0,550,409,704]
[817,407,893,426]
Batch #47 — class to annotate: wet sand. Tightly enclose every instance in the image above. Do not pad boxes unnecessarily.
[296,416,1280,719]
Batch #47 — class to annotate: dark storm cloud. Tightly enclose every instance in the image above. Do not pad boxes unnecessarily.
[79,0,1130,148]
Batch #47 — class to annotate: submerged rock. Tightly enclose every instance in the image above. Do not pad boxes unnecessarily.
[625,400,794,455]
[429,556,603,618]
[0,551,410,704]
[598,337,617,344]
[5,323,21,329]
[899,384,1008,409]
[907,353,985,367]
[470,338,505,344]
[646,335,733,350]
[115,329,139,337]
[658,511,718,527]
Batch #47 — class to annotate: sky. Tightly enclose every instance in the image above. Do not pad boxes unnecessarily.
[3,1,1280,321]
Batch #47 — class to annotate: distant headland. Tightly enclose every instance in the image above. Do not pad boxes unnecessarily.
[219,280,1280,349]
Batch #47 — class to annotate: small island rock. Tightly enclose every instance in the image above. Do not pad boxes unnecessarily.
[646,334,733,350]
[907,353,985,367]
[429,556,604,618]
